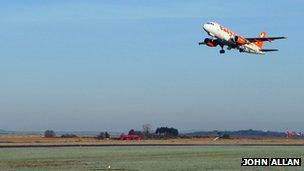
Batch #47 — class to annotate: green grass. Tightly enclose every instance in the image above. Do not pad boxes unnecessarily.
[0,146,303,171]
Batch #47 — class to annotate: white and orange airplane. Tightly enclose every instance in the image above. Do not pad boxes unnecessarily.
[199,22,287,55]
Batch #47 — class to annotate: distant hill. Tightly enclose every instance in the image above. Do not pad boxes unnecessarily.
[0,130,121,137]
[0,129,15,134]
[185,129,286,138]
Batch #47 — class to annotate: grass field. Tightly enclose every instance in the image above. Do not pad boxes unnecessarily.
[0,146,303,171]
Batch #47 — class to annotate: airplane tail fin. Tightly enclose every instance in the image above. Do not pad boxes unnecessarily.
[254,32,266,48]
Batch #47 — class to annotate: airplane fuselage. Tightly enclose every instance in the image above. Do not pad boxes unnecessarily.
[203,22,264,54]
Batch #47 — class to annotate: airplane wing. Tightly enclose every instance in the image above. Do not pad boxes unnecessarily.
[260,49,279,52]
[245,37,287,42]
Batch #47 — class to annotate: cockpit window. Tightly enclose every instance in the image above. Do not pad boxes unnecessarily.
[207,22,215,25]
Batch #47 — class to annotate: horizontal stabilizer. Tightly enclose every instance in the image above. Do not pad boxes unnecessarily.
[260,49,279,52]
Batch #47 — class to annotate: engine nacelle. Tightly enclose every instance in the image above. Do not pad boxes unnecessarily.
[204,38,218,47]
[233,36,247,46]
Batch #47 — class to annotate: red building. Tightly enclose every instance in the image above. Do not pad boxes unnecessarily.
[119,133,141,140]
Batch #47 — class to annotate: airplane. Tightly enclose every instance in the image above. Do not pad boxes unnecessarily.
[199,22,287,55]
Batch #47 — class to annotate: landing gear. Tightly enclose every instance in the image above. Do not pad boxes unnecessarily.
[219,45,225,54]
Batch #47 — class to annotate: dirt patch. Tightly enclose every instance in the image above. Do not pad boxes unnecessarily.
[0,135,303,147]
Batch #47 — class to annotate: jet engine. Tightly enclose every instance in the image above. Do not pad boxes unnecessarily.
[233,36,247,46]
[204,38,218,47]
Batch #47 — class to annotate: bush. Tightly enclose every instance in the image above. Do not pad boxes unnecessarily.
[97,132,110,140]
[60,134,78,138]
[221,133,230,139]
[44,130,56,138]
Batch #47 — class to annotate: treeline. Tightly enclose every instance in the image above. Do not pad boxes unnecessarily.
[43,125,180,139]
[185,129,287,138]
[43,128,296,139]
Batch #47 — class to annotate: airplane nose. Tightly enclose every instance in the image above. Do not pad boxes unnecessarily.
[203,24,208,32]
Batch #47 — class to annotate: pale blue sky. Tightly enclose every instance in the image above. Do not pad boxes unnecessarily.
[0,0,303,132]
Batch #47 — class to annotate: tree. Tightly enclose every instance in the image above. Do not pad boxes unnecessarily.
[105,132,110,139]
[97,132,105,139]
[155,127,179,137]
[44,130,56,138]
[142,124,151,137]
[97,131,110,140]
[128,129,136,135]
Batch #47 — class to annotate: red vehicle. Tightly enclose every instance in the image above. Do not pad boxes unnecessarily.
[119,133,141,140]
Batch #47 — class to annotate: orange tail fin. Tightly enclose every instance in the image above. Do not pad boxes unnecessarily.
[254,32,266,48]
